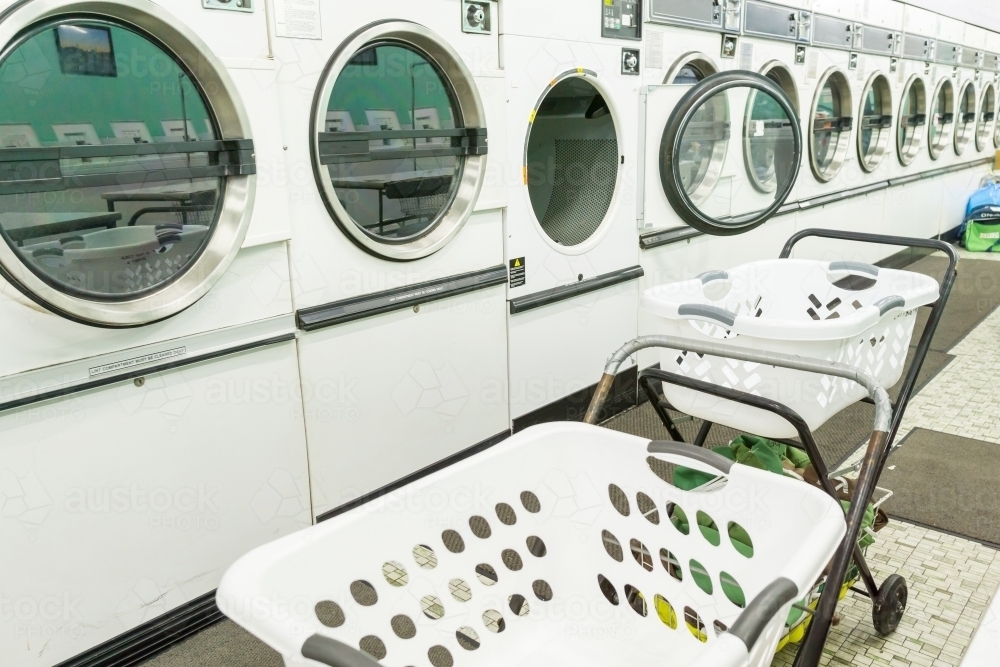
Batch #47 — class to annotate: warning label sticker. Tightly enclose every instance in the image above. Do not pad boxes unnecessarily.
[509,257,526,288]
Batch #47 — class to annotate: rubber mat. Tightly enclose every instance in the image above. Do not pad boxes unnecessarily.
[881,428,1000,546]
[908,254,1000,352]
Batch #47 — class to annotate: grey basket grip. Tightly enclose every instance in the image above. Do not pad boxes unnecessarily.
[302,634,383,667]
[677,304,737,327]
[697,270,729,284]
[828,260,880,276]
[648,441,734,473]
[874,295,905,315]
[728,577,799,650]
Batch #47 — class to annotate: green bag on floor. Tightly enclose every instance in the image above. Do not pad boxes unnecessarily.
[963,220,1000,252]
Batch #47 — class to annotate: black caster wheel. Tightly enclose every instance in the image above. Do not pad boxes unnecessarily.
[872,574,907,636]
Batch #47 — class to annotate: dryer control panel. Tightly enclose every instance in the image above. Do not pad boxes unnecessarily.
[602,0,642,40]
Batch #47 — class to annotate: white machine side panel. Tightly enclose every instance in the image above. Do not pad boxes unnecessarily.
[0,342,310,667]
[298,285,509,517]
[0,242,293,379]
[864,0,905,31]
[938,15,967,43]
[153,1,270,61]
[507,284,638,419]
[903,5,940,36]
[475,72,509,212]
[811,0,860,19]
[795,191,890,264]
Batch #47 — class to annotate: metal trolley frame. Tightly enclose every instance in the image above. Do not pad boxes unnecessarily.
[584,230,959,667]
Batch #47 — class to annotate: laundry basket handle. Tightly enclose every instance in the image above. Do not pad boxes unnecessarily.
[302,634,382,667]
[729,578,799,650]
[648,440,733,474]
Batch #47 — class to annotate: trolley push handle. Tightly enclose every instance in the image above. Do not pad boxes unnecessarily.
[779,228,959,272]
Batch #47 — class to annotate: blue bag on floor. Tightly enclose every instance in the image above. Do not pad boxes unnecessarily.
[961,176,1000,252]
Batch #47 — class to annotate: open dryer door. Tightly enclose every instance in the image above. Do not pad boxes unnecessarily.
[642,71,801,236]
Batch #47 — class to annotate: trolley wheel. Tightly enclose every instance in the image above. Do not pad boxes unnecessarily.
[872,574,907,636]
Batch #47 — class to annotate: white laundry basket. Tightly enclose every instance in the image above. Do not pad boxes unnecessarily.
[217,423,845,667]
[641,259,939,438]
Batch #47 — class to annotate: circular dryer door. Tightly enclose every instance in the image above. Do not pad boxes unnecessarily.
[0,3,254,327]
[659,71,801,236]
[312,22,487,261]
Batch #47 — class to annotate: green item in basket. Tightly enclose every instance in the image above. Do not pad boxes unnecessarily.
[672,434,809,490]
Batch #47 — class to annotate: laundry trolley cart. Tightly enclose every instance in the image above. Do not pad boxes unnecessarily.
[218,417,853,667]
[587,230,959,666]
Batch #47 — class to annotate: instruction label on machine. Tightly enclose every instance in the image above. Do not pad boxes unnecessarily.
[89,347,186,377]
[509,258,526,288]
[274,0,322,40]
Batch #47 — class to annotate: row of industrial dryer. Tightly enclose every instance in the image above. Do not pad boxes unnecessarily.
[0,1,993,665]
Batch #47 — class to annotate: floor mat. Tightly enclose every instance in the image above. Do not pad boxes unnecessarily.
[881,428,1000,546]
[908,254,1000,352]
[141,619,281,667]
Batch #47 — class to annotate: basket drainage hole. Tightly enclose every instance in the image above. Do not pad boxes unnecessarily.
[421,595,445,620]
[350,580,378,606]
[696,511,721,546]
[721,571,746,608]
[659,548,683,580]
[630,538,653,571]
[469,515,492,538]
[668,503,690,535]
[382,561,409,587]
[413,544,438,569]
[690,559,713,595]
[391,614,416,639]
[636,491,660,524]
[476,563,499,586]
[608,483,630,516]
[728,521,754,558]
[456,626,480,651]
[624,584,648,617]
[502,549,523,571]
[526,535,547,557]
[508,594,530,617]
[597,574,619,606]
[314,600,345,628]
[654,594,677,629]
[428,645,454,667]
[449,578,472,602]
[713,620,728,634]
[495,502,517,525]
[520,490,541,513]
[482,609,506,633]
[602,529,624,562]
[442,529,465,554]
[359,635,386,660]
[532,579,553,601]
[684,607,708,643]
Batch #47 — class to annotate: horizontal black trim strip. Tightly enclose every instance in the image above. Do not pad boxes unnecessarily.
[0,164,253,196]
[0,333,295,415]
[318,128,487,164]
[317,429,511,522]
[298,265,507,332]
[0,139,252,162]
[509,265,643,314]
[512,365,638,433]
[639,225,701,249]
[53,589,223,667]
[642,157,992,250]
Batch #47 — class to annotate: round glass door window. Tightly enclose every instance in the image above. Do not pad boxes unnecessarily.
[525,74,619,247]
[928,79,955,159]
[312,23,487,260]
[661,72,801,236]
[954,81,976,155]
[747,63,799,192]
[897,77,926,165]
[858,74,892,172]
[977,84,995,152]
[0,11,251,326]
[809,69,853,182]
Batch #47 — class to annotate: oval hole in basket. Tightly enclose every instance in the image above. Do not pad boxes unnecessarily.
[382,561,409,587]
[636,492,660,524]
[350,580,378,606]
[456,626,480,651]
[667,503,690,535]
[526,535,547,557]
[532,579,553,601]
[713,619,728,634]
[449,578,472,602]
[602,529,624,562]
[314,600,345,628]
[508,594,530,617]
[359,635,386,660]
[659,548,683,581]
[827,272,877,291]
[653,594,677,629]
[495,502,517,526]
[412,545,438,569]
[608,483,630,516]
[624,584,648,617]
[629,538,653,571]
[442,529,465,554]
[391,614,416,639]
[469,516,492,539]
[475,563,499,586]
[696,511,721,546]
[684,607,708,643]
[720,571,746,608]
[482,609,506,633]
[501,549,523,571]
[689,560,714,595]
[428,645,454,667]
[520,490,541,513]
[727,521,754,558]
[421,595,445,620]
[597,574,619,606]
